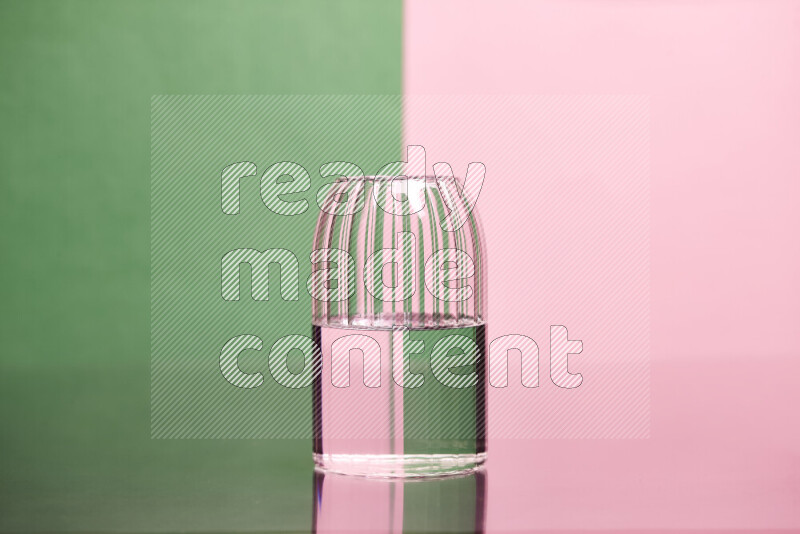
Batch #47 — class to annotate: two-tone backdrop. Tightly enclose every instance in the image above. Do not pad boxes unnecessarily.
[2,0,799,532]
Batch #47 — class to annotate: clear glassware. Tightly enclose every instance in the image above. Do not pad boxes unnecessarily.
[310,175,487,477]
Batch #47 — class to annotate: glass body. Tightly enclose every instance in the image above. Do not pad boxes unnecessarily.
[310,176,487,477]
[313,468,486,532]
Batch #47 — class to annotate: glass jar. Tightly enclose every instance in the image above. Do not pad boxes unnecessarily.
[310,175,487,477]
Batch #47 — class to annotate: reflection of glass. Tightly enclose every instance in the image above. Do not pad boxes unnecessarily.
[312,468,486,533]
[310,176,488,477]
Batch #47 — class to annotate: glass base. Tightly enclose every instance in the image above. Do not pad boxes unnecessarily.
[313,452,487,478]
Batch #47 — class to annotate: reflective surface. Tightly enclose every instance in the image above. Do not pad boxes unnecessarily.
[5,357,799,532]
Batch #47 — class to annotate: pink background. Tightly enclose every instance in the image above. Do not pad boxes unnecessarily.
[406,95,650,440]
[405,0,800,530]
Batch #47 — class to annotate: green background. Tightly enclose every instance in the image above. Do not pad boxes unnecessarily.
[0,1,401,531]
[150,95,401,438]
